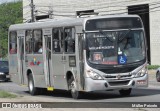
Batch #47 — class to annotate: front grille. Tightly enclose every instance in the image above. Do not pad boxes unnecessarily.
[104,74,132,79]
[108,80,130,86]
[99,66,137,74]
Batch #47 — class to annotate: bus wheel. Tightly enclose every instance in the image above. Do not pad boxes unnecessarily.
[68,76,81,99]
[119,88,132,96]
[28,74,38,95]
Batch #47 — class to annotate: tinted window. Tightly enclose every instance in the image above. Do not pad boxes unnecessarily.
[9,32,17,54]
[33,30,42,53]
[0,61,8,68]
[26,30,33,53]
[53,28,63,53]
[64,28,75,53]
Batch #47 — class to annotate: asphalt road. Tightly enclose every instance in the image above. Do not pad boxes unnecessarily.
[0,82,159,101]
[0,72,160,102]
[0,72,160,111]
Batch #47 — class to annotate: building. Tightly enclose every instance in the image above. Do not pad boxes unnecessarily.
[23,0,160,65]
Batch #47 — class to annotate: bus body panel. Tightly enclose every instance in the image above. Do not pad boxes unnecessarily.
[24,66,46,88]
[51,54,68,90]
[25,54,45,87]
[9,54,19,83]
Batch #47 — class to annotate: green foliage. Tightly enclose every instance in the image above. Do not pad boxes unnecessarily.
[0,1,23,58]
[0,90,17,98]
[148,65,160,70]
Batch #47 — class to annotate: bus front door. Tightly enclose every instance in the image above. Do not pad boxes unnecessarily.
[17,31,25,84]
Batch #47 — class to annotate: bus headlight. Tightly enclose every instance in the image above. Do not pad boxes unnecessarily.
[134,66,147,78]
[86,70,103,80]
[0,72,4,75]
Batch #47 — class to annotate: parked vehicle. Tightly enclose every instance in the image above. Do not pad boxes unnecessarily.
[156,67,160,82]
[0,61,10,82]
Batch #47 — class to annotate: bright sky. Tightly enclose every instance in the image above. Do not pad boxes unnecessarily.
[0,0,20,4]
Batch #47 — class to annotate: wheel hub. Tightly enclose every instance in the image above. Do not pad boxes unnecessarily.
[29,80,33,91]
[71,81,76,93]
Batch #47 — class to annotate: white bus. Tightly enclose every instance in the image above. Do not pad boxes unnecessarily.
[8,15,148,99]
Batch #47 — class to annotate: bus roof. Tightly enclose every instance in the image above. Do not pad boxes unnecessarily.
[9,18,84,31]
[9,15,140,31]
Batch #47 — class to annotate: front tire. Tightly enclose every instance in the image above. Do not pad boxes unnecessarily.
[156,71,160,82]
[119,88,132,96]
[28,74,38,95]
[68,76,81,99]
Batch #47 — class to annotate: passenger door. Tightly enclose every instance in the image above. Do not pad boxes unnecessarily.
[17,30,25,84]
[63,28,76,87]
[52,28,67,89]
[63,28,76,72]
[43,28,53,87]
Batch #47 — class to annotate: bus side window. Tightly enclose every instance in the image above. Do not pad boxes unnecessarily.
[53,29,61,52]
[26,30,33,54]
[64,28,75,53]
[9,32,17,54]
[33,30,42,53]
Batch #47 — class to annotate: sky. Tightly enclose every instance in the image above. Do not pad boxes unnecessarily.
[0,0,20,4]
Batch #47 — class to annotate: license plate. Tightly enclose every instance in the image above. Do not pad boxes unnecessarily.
[6,75,10,78]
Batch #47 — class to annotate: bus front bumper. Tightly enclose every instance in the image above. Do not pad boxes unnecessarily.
[84,74,148,92]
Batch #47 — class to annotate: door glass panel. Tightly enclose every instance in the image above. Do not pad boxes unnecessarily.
[9,32,17,54]
[26,30,33,54]
[53,28,63,53]
[64,28,75,53]
[33,30,42,53]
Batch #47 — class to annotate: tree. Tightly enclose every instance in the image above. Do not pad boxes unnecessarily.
[0,1,22,58]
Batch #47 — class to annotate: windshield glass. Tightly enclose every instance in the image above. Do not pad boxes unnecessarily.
[86,30,146,65]
[0,61,8,68]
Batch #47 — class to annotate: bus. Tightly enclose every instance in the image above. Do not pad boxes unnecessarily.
[8,15,148,99]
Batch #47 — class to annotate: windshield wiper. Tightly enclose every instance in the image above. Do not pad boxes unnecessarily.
[118,29,131,42]
[99,30,113,43]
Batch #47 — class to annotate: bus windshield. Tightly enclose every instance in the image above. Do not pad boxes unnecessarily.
[86,30,146,65]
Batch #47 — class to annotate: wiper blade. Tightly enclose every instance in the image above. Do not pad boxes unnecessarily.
[118,29,131,42]
[99,30,113,43]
